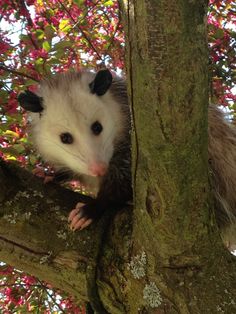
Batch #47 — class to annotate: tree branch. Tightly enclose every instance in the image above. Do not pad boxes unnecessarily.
[57,0,103,62]
[0,159,105,307]
[0,157,133,312]
[0,64,39,82]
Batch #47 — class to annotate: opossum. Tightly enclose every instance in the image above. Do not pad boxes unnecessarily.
[18,69,132,231]
[18,69,235,246]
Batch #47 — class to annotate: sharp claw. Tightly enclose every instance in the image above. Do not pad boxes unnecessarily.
[80,219,93,230]
[73,217,87,231]
[70,213,82,228]
[69,215,93,231]
[68,207,82,222]
[68,201,95,231]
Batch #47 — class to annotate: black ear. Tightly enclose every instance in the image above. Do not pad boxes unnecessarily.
[89,69,112,96]
[18,90,43,113]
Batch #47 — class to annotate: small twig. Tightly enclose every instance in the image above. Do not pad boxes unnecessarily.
[18,0,39,50]
[38,279,67,314]
[104,5,122,56]
[0,64,39,82]
[76,0,101,26]
[57,0,103,62]
[0,283,43,288]
[19,0,34,26]
[71,1,100,32]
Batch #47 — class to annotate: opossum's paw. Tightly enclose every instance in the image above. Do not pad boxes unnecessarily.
[68,202,93,231]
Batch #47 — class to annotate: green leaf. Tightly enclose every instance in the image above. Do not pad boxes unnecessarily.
[54,50,66,59]
[24,79,38,87]
[35,29,45,40]
[42,41,51,52]
[0,90,8,102]
[73,0,85,7]
[104,0,114,6]
[44,25,55,41]
[19,137,28,144]
[214,29,225,39]
[59,19,71,33]
[45,8,54,18]
[0,124,10,132]
[35,58,44,66]
[3,130,19,138]
[1,147,20,157]
[13,143,26,154]
[19,34,30,43]
[53,40,73,51]
[29,154,38,166]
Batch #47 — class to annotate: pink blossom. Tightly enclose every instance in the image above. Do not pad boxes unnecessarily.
[29,48,48,59]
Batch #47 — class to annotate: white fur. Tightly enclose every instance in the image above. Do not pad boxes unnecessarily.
[29,71,126,188]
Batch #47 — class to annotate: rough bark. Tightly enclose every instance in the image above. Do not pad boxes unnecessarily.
[108,0,236,313]
[0,160,116,312]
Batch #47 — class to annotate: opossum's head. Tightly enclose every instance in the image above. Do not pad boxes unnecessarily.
[18,69,126,177]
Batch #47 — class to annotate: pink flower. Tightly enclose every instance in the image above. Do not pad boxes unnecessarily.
[0,41,11,54]
[29,48,48,59]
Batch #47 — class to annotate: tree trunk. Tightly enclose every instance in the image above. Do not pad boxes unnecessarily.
[0,1,235,313]
[109,0,235,313]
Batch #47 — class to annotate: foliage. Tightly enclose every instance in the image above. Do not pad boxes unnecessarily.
[208,0,236,106]
[0,263,85,313]
[0,0,235,312]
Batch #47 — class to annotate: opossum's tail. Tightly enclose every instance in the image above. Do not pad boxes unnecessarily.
[208,105,236,249]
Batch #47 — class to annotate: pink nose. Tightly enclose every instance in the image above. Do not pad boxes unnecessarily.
[89,162,108,177]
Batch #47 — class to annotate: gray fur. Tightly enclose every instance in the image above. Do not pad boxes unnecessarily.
[208,105,236,247]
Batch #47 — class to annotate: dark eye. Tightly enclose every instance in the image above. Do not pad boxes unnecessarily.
[60,132,73,144]
[91,121,103,135]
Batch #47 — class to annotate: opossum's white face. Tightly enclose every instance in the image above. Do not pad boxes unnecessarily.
[20,70,126,177]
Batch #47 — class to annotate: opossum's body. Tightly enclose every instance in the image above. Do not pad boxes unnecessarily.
[19,70,132,230]
[209,106,236,247]
[18,69,235,245]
